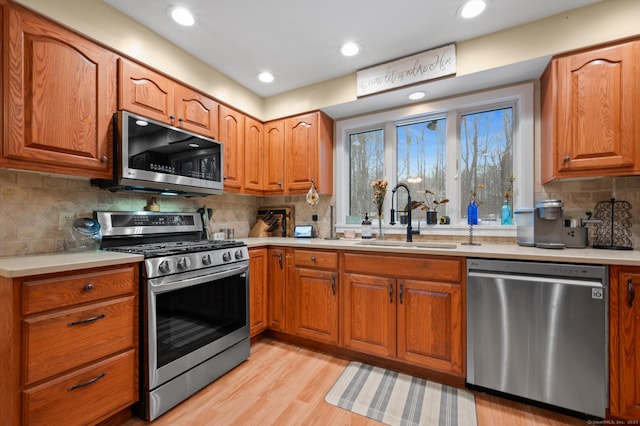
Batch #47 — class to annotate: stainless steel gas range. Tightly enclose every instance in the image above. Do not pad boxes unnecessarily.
[96,211,250,421]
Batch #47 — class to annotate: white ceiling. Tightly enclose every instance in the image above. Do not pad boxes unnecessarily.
[102,0,601,117]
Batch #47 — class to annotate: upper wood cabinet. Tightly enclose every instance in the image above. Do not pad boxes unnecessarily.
[609,266,640,421]
[263,120,286,194]
[119,58,218,139]
[244,116,264,194]
[2,3,117,179]
[284,111,333,195]
[219,105,245,192]
[541,40,639,183]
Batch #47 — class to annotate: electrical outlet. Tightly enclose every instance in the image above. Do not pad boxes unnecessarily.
[59,211,75,231]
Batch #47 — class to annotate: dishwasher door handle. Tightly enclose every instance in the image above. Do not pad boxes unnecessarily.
[468,271,604,288]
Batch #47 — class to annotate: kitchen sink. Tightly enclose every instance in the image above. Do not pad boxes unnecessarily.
[355,240,457,249]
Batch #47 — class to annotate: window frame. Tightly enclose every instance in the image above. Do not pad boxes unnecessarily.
[334,82,534,237]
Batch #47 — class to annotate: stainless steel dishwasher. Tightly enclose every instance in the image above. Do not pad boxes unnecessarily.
[466,258,608,418]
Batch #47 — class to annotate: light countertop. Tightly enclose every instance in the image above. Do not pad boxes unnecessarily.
[241,237,640,266]
[0,251,144,278]
[1,237,637,278]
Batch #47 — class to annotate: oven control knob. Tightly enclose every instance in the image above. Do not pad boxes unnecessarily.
[158,260,171,274]
[202,254,213,265]
[177,257,191,270]
[234,250,244,260]
[223,251,232,262]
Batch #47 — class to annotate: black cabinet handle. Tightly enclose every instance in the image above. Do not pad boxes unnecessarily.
[628,278,635,307]
[399,284,404,304]
[389,283,393,303]
[83,283,94,292]
[68,372,106,391]
[278,253,283,269]
[331,276,336,295]
[68,313,105,326]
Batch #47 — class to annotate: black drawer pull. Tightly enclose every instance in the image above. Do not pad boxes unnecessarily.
[629,278,635,307]
[68,372,106,391]
[68,313,106,326]
[83,283,94,292]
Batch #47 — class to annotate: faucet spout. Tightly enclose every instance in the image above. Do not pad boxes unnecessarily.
[390,183,413,242]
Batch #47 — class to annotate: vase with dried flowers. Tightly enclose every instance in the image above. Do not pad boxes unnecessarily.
[371,178,388,239]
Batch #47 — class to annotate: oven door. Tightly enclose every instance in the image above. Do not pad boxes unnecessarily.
[144,262,249,390]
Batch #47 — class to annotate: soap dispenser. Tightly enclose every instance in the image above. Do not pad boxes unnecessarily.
[361,213,372,239]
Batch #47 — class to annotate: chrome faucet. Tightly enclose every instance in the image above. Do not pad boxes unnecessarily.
[390,183,413,242]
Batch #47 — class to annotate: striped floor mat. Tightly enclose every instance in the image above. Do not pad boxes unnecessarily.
[325,362,477,426]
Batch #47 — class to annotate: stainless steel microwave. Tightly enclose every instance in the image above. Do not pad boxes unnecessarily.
[92,110,224,196]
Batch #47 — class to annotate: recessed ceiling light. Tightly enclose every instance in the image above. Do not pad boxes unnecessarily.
[458,0,487,19]
[408,91,426,100]
[340,41,360,57]
[257,71,274,83]
[168,6,195,26]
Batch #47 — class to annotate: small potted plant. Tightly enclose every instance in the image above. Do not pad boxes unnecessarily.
[410,190,449,224]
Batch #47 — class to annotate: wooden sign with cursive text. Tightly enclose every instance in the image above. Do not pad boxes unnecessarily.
[356,43,456,97]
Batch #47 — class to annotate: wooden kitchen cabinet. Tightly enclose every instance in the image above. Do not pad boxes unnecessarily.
[609,266,640,420]
[244,116,265,194]
[291,249,339,344]
[2,2,117,179]
[284,111,334,195]
[249,248,268,337]
[0,264,139,426]
[541,40,639,183]
[219,104,245,192]
[341,252,464,376]
[263,120,286,194]
[267,247,289,331]
[119,58,218,138]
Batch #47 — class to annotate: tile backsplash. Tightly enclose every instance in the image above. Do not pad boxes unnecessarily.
[2,168,640,256]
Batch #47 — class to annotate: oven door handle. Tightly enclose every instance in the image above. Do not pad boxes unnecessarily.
[149,264,248,293]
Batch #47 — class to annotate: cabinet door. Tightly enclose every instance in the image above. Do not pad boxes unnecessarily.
[292,268,339,344]
[249,248,268,337]
[174,86,218,138]
[4,4,116,178]
[267,248,288,331]
[285,112,318,193]
[610,267,640,420]
[219,105,245,192]
[341,273,396,357]
[555,42,636,174]
[119,58,174,125]
[396,279,463,376]
[244,117,264,193]
[263,120,285,193]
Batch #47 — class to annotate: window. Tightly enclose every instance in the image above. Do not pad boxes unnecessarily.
[335,83,533,235]
[349,129,384,218]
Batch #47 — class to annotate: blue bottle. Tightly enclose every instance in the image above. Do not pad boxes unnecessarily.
[501,199,513,225]
[467,201,478,225]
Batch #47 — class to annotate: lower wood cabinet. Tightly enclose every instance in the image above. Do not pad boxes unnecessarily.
[267,247,289,332]
[0,263,138,426]
[341,252,465,377]
[291,249,339,344]
[610,265,640,420]
[249,248,268,337]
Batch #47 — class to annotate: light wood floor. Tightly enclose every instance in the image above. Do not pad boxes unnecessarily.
[123,338,587,425]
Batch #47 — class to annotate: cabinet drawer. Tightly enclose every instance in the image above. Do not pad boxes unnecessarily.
[294,249,338,270]
[344,253,463,283]
[23,296,135,384]
[23,349,136,425]
[22,266,136,315]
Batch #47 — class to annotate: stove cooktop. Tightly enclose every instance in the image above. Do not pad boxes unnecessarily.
[107,239,245,257]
